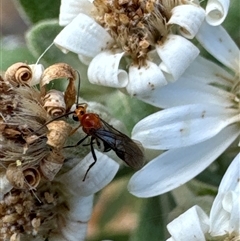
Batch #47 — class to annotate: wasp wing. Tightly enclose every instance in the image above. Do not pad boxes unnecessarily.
[93,119,145,169]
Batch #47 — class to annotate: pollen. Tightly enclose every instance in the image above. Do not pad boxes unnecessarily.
[93,0,181,65]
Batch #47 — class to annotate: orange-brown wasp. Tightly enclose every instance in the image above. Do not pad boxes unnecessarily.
[67,103,145,181]
[35,73,144,181]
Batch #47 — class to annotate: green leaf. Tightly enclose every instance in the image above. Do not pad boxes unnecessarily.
[0,40,35,71]
[26,20,80,65]
[222,0,240,47]
[104,91,159,132]
[129,194,175,241]
[14,0,61,24]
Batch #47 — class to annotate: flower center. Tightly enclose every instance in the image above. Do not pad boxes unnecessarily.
[93,0,180,65]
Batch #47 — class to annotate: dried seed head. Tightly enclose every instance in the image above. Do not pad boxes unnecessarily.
[0,185,59,240]
[43,90,67,117]
[0,65,71,191]
[93,0,181,65]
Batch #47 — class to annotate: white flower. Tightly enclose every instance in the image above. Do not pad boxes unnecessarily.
[166,153,240,241]
[54,0,206,96]
[205,0,230,26]
[128,24,240,197]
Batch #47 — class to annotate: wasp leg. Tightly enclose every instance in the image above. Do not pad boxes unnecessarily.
[64,134,89,148]
[83,137,97,181]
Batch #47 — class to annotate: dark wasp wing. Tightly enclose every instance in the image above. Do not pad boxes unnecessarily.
[92,118,145,169]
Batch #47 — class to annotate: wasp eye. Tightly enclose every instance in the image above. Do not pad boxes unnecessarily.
[72,114,79,121]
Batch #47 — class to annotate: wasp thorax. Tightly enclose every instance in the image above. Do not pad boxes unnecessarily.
[93,0,180,65]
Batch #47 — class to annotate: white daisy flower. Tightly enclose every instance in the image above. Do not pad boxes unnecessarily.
[128,24,240,197]
[54,0,206,96]
[166,153,240,241]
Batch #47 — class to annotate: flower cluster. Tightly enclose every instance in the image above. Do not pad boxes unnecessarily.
[0,63,119,240]
[54,0,205,96]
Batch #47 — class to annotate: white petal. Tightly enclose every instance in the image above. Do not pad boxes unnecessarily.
[0,174,13,200]
[59,0,93,26]
[206,0,230,26]
[182,56,234,86]
[57,151,119,196]
[168,5,205,39]
[196,22,239,72]
[88,50,128,87]
[126,60,167,97]
[167,206,209,241]
[132,104,237,149]
[29,64,44,85]
[209,153,240,235]
[209,192,230,235]
[78,54,92,65]
[54,13,114,56]
[138,69,235,108]
[229,192,240,234]
[219,153,240,193]
[128,124,239,197]
[156,35,199,81]
[63,195,93,222]
[57,215,88,241]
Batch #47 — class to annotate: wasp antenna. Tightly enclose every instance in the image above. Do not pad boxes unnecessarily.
[76,70,81,107]
[33,110,75,134]
[35,42,54,65]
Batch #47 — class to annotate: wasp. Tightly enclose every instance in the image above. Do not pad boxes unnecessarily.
[67,103,145,181]
[34,72,144,181]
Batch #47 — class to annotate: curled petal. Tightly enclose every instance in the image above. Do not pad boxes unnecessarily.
[54,13,114,57]
[40,63,76,105]
[40,150,65,181]
[4,63,42,87]
[168,5,205,39]
[167,206,209,241]
[59,0,94,26]
[46,120,72,149]
[6,163,41,190]
[196,22,239,73]
[156,35,199,80]
[28,64,44,85]
[88,51,128,88]
[128,124,239,197]
[43,90,66,117]
[57,151,119,196]
[132,104,237,149]
[206,0,230,26]
[126,60,167,97]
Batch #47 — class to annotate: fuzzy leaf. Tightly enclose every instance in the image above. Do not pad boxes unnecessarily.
[26,20,79,66]
[15,0,61,23]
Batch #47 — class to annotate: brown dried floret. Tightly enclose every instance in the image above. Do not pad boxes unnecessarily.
[93,0,180,65]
